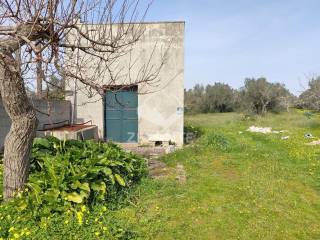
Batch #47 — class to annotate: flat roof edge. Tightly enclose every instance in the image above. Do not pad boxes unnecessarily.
[77,20,185,25]
[136,20,185,25]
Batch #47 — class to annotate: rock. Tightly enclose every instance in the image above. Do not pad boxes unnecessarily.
[247,126,288,135]
[247,126,272,134]
[166,145,176,154]
[281,136,290,140]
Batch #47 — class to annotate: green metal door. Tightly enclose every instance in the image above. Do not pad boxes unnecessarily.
[105,88,138,143]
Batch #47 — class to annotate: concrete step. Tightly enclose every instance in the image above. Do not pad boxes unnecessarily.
[120,145,168,158]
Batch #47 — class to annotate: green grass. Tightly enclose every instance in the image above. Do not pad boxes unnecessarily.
[1,110,320,239]
[116,110,320,239]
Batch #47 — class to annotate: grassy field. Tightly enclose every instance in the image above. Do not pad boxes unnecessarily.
[116,110,320,239]
[1,110,320,239]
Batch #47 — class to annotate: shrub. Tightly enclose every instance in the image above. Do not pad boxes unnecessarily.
[203,132,230,151]
[0,137,147,238]
[27,137,147,213]
[184,125,204,144]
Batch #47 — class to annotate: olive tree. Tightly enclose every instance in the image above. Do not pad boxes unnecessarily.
[298,77,320,111]
[184,84,205,113]
[239,78,293,115]
[185,83,235,114]
[204,83,235,113]
[0,0,164,200]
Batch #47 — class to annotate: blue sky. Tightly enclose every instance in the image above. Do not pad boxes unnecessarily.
[146,0,320,95]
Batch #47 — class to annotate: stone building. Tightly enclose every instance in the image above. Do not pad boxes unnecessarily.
[66,21,185,146]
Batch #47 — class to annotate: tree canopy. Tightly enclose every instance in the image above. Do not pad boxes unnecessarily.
[185,78,295,115]
[298,77,320,111]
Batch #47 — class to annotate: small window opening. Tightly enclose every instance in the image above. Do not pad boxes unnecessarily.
[155,141,163,147]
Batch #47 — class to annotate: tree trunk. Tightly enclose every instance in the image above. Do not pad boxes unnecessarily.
[0,51,38,200]
[36,59,43,98]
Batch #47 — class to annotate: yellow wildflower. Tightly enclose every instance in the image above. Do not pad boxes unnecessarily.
[76,211,84,225]
[81,205,87,213]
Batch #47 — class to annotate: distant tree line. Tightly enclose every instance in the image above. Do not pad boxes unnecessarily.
[185,77,306,115]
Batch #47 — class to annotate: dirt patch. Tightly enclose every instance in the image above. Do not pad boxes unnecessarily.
[286,181,320,204]
[175,164,187,183]
[148,160,171,179]
[212,157,240,181]
[148,160,187,183]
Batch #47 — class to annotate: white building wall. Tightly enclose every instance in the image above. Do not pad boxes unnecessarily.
[66,22,185,146]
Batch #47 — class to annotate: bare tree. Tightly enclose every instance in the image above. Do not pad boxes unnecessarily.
[0,0,166,200]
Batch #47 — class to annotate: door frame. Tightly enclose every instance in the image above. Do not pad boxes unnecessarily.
[103,85,139,142]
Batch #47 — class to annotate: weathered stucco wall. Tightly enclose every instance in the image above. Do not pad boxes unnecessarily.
[33,100,72,130]
[0,99,71,149]
[66,22,185,146]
